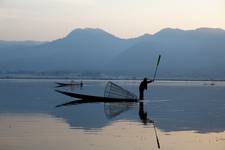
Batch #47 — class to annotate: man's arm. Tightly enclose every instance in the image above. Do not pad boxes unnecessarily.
[147,79,154,84]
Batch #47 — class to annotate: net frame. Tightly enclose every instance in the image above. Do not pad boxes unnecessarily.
[104,81,137,99]
[104,102,135,119]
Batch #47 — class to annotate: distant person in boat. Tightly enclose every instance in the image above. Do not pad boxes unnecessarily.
[139,78,154,100]
[80,80,83,89]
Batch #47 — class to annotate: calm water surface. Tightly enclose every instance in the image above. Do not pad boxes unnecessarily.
[0,79,225,150]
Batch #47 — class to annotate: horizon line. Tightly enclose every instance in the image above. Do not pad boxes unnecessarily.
[0,26,224,42]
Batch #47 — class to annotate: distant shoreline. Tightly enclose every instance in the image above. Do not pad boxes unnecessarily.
[0,76,224,82]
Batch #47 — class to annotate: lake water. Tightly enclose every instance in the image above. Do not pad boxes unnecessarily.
[0,79,225,150]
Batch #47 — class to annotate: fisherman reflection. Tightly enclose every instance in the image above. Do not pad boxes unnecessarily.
[139,101,154,124]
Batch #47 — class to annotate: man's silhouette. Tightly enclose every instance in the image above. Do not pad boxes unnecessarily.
[139,78,154,100]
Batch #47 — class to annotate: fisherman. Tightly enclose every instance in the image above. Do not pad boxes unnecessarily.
[80,80,83,88]
[139,78,154,124]
[139,78,154,100]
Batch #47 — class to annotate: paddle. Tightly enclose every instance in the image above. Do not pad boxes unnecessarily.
[153,55,161,81]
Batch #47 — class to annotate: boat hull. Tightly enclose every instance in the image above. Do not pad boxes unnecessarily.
[55,90,138,102]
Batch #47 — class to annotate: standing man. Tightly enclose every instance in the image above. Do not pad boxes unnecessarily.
[139,78,154,100]
[139,78,154,124]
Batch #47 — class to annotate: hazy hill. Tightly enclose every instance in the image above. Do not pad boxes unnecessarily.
[0,27,225,79]
[108,28,225,79]
[0,28,149,72]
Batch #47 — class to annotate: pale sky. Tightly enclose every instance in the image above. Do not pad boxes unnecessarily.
[0,0,225,41]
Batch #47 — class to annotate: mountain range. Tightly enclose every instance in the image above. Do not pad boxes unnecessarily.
[0,27,225,79]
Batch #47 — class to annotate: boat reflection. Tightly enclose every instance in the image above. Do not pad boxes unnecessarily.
[56,97,154,121]
[56,98,161,143]
[55,81,83,90]
[55,98,138,120]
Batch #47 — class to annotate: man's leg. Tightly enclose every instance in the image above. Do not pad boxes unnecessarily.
[139,90,144,100]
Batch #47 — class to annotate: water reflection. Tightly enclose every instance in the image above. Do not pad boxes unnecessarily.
[55,90,161,148]
[0,113,225,150]
[139,101,154,124]
[1,79,225,150]
[53,80,225,133]
[0,79,225,133]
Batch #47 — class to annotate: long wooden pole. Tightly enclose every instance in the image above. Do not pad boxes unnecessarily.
[153,55,161,80]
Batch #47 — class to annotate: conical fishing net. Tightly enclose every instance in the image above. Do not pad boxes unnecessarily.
[104,81,137,99]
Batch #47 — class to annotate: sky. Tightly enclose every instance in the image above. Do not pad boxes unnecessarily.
[0,0,225,41]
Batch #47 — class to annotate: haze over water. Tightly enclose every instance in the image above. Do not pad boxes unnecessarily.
[0,79,225,150]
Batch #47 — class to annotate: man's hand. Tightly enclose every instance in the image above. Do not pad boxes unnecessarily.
[147,79,154,83]
[150,79,154,82]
